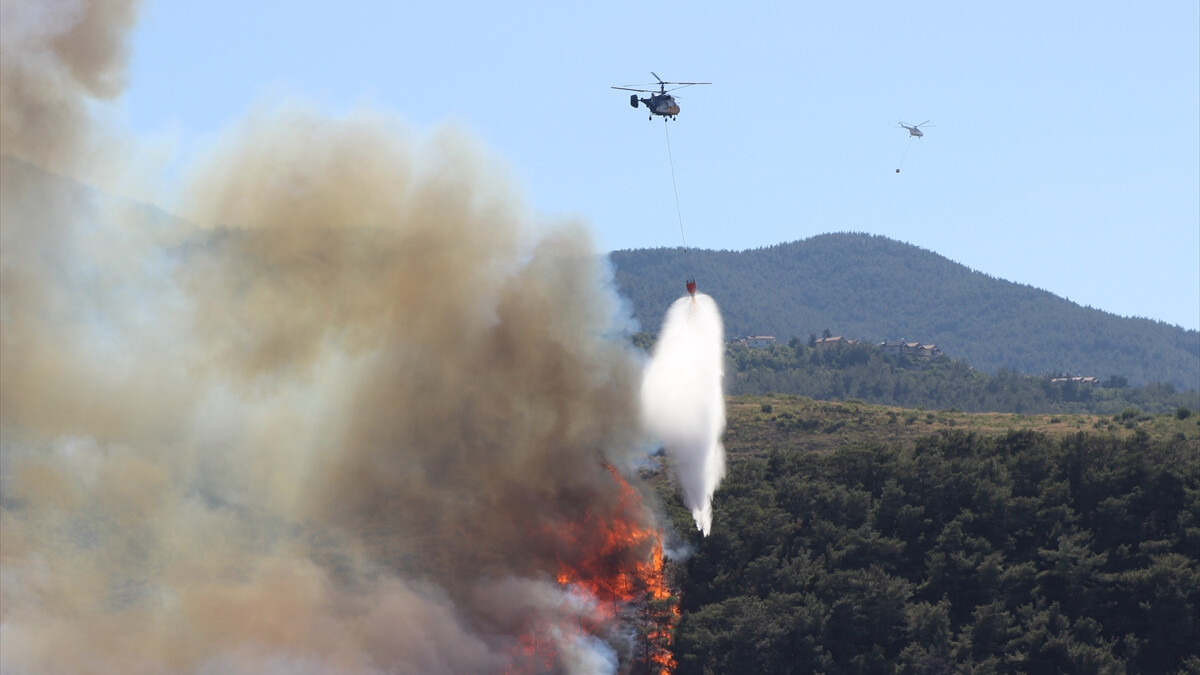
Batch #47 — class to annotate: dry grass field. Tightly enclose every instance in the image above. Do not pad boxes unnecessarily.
[718,394,1200,461]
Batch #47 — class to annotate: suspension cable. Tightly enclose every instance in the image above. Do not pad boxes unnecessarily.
[662,119,693,274]
[896,135,915,173]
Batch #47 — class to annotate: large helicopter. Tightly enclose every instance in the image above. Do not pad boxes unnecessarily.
[899,120,934,137]
[612,72,710,120]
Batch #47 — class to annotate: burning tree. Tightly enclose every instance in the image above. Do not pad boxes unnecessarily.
[504,464,680,675]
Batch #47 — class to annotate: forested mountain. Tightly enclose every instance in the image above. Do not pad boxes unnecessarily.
[609,233,1199,390]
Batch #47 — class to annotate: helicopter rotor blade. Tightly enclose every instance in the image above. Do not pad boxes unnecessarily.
[648,73,710,86]
[616,75,710,95]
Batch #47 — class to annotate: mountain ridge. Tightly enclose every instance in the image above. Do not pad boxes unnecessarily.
[609,233,1199,390]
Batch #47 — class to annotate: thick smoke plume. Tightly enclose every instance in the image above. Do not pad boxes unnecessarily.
[640,295,727,536]
[0,0,140,176]
[1,3,676,673]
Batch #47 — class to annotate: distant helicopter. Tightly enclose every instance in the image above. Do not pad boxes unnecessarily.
[899,120,934,137]
[612,72,710,120]
[896,121,935,173]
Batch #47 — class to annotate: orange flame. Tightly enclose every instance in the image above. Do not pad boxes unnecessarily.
[507,464,679,674]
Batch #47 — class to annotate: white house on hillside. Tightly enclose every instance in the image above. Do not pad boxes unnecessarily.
[745,335,777,348]
[732,335,778,348]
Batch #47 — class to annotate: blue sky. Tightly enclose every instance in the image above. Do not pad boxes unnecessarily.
[121,1,1199,330]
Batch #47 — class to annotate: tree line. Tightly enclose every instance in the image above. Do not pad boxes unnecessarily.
[720,339,1197,415]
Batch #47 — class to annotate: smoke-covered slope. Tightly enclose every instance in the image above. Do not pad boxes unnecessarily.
[610,233,1199,390]
[3,111,682,675]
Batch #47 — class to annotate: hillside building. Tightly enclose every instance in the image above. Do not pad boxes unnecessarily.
[814,336,857,351]
[880,341,942,359]
[737,335,777,348]
[1050,375,1099,385]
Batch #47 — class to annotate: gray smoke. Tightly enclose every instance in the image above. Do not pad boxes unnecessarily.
[0,3,670,673]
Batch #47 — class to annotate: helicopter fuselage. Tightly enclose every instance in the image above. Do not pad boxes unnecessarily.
[641,94,680,117]
[905,126,923,137]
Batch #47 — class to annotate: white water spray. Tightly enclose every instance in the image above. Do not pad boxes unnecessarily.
[640,293,727,536]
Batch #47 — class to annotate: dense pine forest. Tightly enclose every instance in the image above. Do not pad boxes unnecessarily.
[655,401,1200,673]
[610,233,1199,390]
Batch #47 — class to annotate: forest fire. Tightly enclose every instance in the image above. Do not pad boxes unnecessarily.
[507,465,679,674]
[0,3,727,673]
